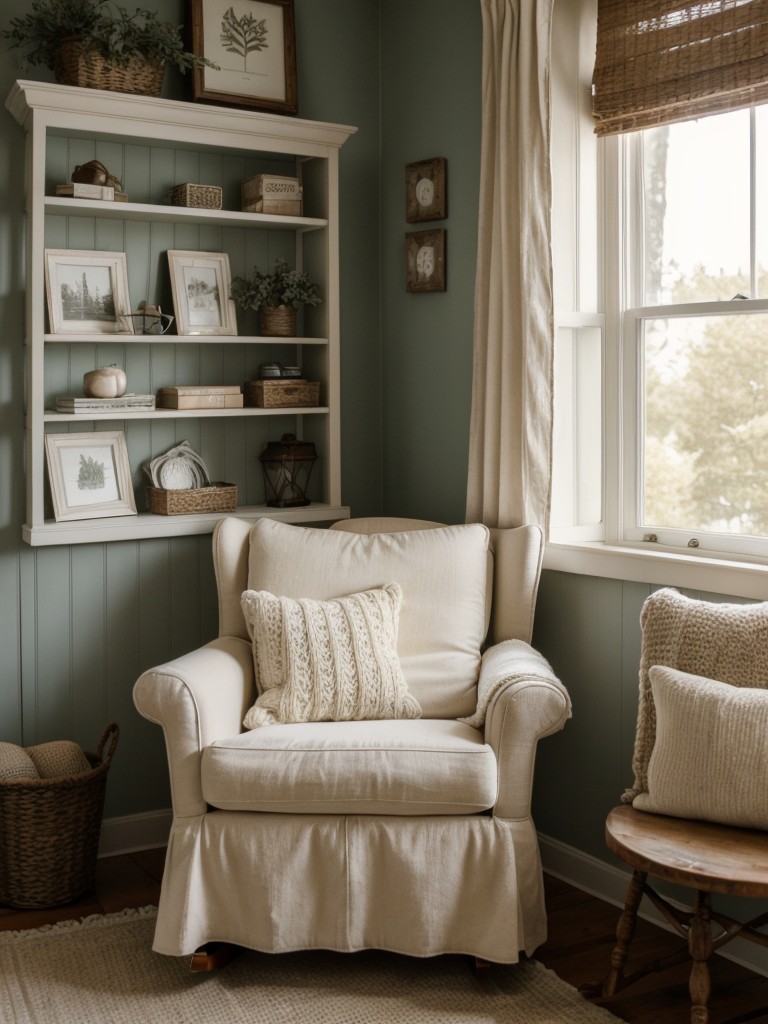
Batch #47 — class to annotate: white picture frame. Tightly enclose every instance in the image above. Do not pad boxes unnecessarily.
[167,250,238,336]
[45,431,137,522]
[44,250,133,335]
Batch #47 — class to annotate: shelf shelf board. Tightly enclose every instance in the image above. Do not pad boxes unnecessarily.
[42,406,329,422]
[43,196,328,231]
[22,503,350,546]
[42,334,328,346]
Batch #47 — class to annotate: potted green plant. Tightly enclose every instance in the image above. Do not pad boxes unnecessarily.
[2,0,216,97]
[231,258,322,337]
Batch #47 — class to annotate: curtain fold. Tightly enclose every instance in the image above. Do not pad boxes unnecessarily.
[466,0,554,530]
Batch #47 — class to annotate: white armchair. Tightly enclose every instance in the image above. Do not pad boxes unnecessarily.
[134,516,570,964]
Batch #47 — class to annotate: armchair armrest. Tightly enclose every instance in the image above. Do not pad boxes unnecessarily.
[133,636,254,818]
[461,640,571,820]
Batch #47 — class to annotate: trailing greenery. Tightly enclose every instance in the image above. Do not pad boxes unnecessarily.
[1,0,217,73]
[231,258,322,311]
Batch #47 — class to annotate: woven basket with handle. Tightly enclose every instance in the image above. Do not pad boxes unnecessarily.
[55,37,165,96]
[0,722,119,909]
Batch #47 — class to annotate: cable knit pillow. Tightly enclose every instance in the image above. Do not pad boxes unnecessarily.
[633,665,768,830]
[241,583,421,728]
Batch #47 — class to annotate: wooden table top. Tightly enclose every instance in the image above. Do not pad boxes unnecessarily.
[605,804,768,897]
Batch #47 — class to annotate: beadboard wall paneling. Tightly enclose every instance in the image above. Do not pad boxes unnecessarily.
[1,0,382,819]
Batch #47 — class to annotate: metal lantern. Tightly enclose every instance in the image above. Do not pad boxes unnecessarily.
[128,301,174,335]
[259,433,318,507]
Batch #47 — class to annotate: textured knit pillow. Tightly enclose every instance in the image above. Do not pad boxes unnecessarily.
[241,583,421,728]
[624,588,768,802]
[633,665,768,830]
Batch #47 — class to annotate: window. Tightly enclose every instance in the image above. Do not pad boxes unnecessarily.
[621,106,768,558]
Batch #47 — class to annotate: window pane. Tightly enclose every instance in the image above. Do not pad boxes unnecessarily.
[642,111,751,305]
[642,313,768,536]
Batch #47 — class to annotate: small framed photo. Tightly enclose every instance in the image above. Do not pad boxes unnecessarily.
[405,157,447,223]
[45,431,137,522]
[406,229,446,293]
[44,250,133,335]
[167,250,238,336]
[189,0,298,115]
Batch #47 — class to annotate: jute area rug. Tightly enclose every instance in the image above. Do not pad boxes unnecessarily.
[0,906,623,1024]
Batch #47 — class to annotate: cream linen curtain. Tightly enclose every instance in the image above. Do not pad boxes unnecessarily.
[466,0,554,529]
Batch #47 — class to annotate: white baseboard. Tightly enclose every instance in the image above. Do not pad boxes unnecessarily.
[98,809,172,858]
[538,831,768,979]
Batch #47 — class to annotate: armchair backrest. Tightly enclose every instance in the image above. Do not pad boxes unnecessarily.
[214,516,543,645]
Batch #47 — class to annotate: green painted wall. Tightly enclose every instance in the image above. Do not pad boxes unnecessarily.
[380,1,482,524]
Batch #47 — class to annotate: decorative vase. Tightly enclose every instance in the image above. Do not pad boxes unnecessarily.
[259,305,297,338]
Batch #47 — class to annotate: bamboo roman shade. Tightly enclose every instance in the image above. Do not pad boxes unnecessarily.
[593,0,768,135]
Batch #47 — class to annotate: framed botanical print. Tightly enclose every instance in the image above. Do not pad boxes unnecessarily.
[405,157,447,223]
[406,229,446,293]
[189,0,298,114]
[45,431,137,522]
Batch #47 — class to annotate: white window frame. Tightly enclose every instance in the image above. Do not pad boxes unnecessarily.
[546,0,768,598]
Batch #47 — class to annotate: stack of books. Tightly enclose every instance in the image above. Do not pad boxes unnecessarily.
[55,394,156,413]
[156,385,244,410]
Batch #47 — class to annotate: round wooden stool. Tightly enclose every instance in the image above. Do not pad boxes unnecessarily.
[585,804,768,1024]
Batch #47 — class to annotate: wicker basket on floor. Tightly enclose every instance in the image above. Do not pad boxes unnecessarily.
[0,722,119,909]
[55,37,165,96]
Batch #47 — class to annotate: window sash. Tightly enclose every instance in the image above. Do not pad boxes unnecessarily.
[621,299,768,558]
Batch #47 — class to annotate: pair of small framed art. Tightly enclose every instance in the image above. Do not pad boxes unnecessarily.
[404,156,446,294]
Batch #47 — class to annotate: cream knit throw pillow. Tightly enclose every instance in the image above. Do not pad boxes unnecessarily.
[634,666,768,830]
[625,588,768,802]
[241,583,421,728]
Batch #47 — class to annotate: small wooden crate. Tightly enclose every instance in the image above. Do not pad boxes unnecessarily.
[245,380,321,409]
[167,183,223,210]
[146,482,237,515]
[241,174,303,216]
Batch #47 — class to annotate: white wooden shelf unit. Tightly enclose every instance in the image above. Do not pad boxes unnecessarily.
[6,80,356,546]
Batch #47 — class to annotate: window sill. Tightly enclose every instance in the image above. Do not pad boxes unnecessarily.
[543,541,768,601]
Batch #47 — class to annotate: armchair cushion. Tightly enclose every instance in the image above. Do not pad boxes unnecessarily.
[634,665,768,830]
[246,519,491,718]
[201,719,498,815]
[241,583,420,728]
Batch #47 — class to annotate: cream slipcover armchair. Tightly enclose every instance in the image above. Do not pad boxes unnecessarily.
[133,516,570,964]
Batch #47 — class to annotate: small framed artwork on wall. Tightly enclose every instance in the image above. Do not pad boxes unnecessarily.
[405,157,447,223]
[406,228,446,293]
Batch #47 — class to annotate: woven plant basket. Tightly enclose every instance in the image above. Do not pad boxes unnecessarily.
[259,305,297,337]
[55,37,165,96]
[0,722,119,909]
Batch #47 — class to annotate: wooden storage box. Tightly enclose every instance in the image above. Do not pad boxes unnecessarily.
[245,380,321,408]
[167,183,223,210]
[146,482,237,515]
[241,174,303,216]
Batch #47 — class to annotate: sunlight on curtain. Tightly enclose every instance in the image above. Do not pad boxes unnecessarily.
[466,0,554,530]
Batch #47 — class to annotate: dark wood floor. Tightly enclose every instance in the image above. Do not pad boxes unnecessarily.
[2,850,767,1024]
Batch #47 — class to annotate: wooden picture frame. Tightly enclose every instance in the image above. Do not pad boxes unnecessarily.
[189,0,298,114]
[405,157,447,223]
[44,250,133,335]
[406,229,446,293]
[45,431,137,522]
[167,250,238,336]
